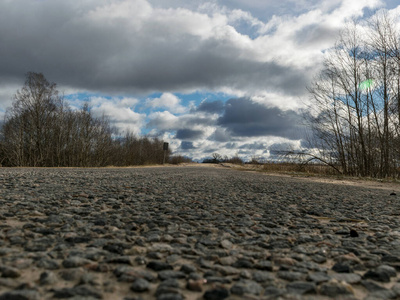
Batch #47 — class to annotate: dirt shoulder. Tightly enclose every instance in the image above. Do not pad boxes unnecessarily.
[216,163,400,193]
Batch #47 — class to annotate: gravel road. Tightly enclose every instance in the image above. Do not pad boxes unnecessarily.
[0,166,400,300]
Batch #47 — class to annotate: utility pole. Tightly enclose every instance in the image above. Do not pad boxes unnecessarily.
[163,142,169,165]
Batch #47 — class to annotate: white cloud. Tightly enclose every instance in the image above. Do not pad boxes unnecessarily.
[146,93,187,113]
[89,97,146,135]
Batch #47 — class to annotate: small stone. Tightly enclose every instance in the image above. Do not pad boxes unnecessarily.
[0,290,40,300]
[232,259,253,268]
[1,267,21,278]
[107,256,133,265]
[311,255,327,264]
[80,273,98,285]
[203,287,230,300]
[391,283,400,296]
[36,258,60,270]
[361,280,388,292]
[158,270,186,281]
[59,268,85,281]
[254,260,273,271]
[377,265,397,277]
[230,280,263,295]
[150,243,173,252]
[381,255,400,263]
[62,256,92,268]
[319,281,354,297]
[134,256,147,266]
[350,229,359,237]
[157,293,183,300]
[0,278,19,288]
[332,263,352,273]
[273,257,296,266]
[252,271,275,282]
[218,256,236,266]
[130,278,150,292]
[186,279,206,292]
[53,285,102,299]
[286,281,316,295]
[331,273,362,284]
[390,192,396,196]
[166,254,181,264]
[264,286,285,297]
[103,243,126,255]
[307,272,330,283]
[39,271,58,285]
[220,240,233,249]
[277,271,305,281]
[363,269,391,282]
[147,261,173,271]
[180,264,196,274]
[239,270,252,279]
[213,265,239,276]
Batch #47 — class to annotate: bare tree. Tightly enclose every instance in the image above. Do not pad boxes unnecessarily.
[0,72,171,167]
[306,12,400,178]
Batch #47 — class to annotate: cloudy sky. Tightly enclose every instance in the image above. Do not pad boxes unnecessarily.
[1,0,399,161]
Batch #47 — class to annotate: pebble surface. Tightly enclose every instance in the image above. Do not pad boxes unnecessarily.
[0,166,399,299]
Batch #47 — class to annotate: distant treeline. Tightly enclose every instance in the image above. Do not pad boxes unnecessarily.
[0,72,170,167]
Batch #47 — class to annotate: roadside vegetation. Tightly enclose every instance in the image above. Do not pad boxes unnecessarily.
[301,12,400,179]
[0,72,170,167]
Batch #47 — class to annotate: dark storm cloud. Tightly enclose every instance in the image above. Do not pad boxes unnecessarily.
[0,0,310,97]
[197,100,224,114]
[269,142,296,155]
[239,142,266,150]
[218,98,304,139]
[209,128,231,142]
[175,129,204,140]
[180,141,195,150]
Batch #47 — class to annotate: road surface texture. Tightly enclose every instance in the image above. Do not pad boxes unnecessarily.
[0,166,400,300]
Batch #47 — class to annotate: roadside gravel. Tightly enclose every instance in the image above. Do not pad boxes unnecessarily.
[0,166,400,299]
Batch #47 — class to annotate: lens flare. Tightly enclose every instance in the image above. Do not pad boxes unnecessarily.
[359,79,374,91]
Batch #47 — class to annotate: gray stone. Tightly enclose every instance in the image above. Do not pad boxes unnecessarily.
[277,271,305,281]
[53,285,102,299]
[157,293,184,300]
[39,271,58,285]
[230,280,263,295]
[363,269,391,282]
[203,287,230,300]
[158,270,186,281]
[361,280,388,292]
[1,266,21,278]
[376,265,397,277]
[332,262,352,273]
[331,273,362,284]
[286,281,316,295]
[307,272,330,283]
[147,261,173,271]
[0,290,40,300]
[213,265,239,275]
[252,271,275,282]
[254,260,273,271]
[204,276,232,284]
[59,268,85,281]
[180,264,196,274]
[319,282,353,297]
[36,258,60,270]
[62,256,92,268]
[130,278,150,292]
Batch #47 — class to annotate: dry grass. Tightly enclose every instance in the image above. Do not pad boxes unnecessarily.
[261,162,340,176]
